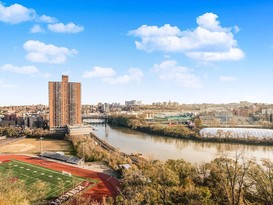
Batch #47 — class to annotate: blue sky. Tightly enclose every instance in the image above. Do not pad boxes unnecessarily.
[1,0,273,105]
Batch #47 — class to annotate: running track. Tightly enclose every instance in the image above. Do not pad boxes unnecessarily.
[0,155,120,201]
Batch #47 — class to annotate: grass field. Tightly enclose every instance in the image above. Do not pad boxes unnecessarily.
[0,159,98,199]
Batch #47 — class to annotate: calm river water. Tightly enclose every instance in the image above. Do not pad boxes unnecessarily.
[92,125,273,164]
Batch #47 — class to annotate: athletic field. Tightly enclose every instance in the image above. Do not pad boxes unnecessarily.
[0,159,97,199]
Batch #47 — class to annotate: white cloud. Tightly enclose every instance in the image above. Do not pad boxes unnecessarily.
[0,3,84,35]
[103,68,143,84]
[129,12,244,61]
[130,24,181,37]
[186,48,244,61]
[219,76,237,82]
[48,22,84,33]
[153,60,202,88]
[82,66,143,84]
[82,66,116,78]
[0,3,36,24]
[1,64,50,78]
[38,14,57,23]
[30,24,44,33]
[23,40,78,64]
[1,64,38,74]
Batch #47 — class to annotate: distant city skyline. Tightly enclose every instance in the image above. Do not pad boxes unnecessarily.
[1,0,273,106]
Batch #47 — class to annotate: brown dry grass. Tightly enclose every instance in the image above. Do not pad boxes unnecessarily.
[0,138,74,154]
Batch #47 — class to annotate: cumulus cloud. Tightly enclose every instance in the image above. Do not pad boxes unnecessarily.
[30,24,44,33]
[82,66,143,84]
[38,14,57,23]
[186,48,244,61]
[0,2,36,24]
[48,22,84,33]
[153,60,202,88]
[103,68,143,84]
[82,66,116,78]
[0,3,84,35]
[1,64,39,74]
[23,40,78,64]
[129,12,244,61]
[1,64,50,78]
[219,76,237,82]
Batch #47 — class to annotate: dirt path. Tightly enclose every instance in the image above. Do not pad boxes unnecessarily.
[0,138,73,154]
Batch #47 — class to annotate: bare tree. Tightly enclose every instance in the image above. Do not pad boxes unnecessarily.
[204,154,254,205]
[248,159,273,204]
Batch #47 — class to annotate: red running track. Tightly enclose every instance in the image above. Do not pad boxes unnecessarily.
[0,155,120,201]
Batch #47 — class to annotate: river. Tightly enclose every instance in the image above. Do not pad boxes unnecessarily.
[91,124,273,164]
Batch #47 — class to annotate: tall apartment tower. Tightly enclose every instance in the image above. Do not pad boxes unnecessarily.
[49,75,81,128]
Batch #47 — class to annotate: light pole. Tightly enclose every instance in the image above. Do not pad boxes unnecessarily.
[82,141,86,165]
[40,137,44,155]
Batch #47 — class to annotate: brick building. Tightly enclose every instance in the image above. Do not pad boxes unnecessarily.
[49,75,81,128]
[4,113,17,121]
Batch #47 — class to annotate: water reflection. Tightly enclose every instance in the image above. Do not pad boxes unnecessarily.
[92,124,273,164]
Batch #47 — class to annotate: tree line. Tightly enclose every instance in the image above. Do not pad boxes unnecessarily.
[118,155,273,205]
[108,115,198,140]
[108,115,273,146]
[69,133,273,205]
[0,127,64,139]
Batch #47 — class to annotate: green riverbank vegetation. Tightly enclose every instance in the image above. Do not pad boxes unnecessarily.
[108,115,198,139]
[0,127,64,139]
[69,134,132,171]
[69,134,273,205]
[108,115,273,145]
[119,154,273,205]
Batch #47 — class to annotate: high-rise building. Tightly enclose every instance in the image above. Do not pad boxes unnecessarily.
[49,75,81,128]
[125,100,142,106]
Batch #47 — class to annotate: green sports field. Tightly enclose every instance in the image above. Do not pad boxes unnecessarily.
[0,159,97,199]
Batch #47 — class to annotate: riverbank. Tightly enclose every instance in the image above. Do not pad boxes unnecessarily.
[68,134,138,173]
[108,115,273,146]
[70,128,273,205]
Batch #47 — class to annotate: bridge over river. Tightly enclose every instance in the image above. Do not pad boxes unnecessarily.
[83,118,108,125]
